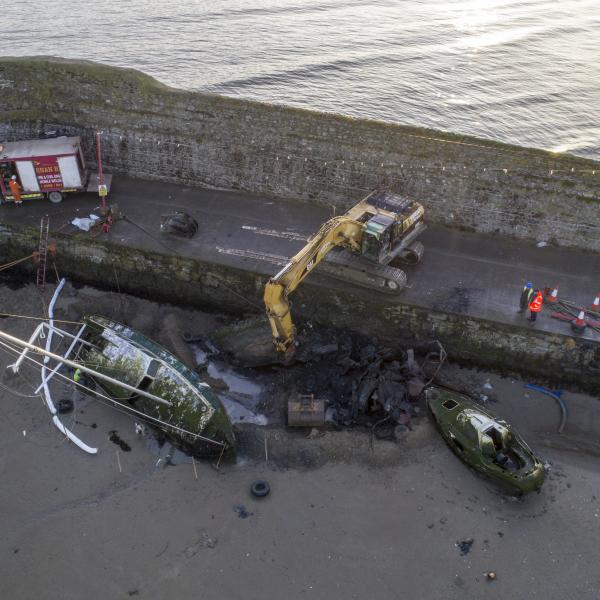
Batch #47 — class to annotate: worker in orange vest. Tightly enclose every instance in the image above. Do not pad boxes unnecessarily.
[9,175,22,205]
[528,289,543,322]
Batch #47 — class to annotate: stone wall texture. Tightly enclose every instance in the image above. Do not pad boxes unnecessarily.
[1,223,598,394]
[1,57,599,250]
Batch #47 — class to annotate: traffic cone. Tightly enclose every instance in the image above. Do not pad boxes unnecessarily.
[571,310,587,333]
[591,293,600,312]
[546,285,559,303]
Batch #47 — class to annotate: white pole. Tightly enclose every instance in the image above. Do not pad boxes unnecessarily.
[0,328,172,407]
[35,324,87,393]
[42,278,98,455]
[8,322,44,373]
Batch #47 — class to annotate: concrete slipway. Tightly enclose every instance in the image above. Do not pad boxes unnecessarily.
[0,176,598,392]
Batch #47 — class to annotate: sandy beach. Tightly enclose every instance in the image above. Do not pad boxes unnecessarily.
[1,282,599,599]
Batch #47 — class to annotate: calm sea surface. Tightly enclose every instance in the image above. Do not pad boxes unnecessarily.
[3,0,599,159]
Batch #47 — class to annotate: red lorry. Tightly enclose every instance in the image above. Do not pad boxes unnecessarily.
[0,136,111,205]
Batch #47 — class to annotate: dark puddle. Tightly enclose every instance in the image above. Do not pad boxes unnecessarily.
[108,430,131,452]
[234,504,253,518]
[146,437,193,466]
[75,420,97,429]
[456,538,474,555]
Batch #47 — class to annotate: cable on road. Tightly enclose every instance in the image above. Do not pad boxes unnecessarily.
[123,214,263,313]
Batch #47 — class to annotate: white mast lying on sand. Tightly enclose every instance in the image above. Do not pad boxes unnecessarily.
[4,279,98,454]
[3,279,173,454]
[1,279,231,456]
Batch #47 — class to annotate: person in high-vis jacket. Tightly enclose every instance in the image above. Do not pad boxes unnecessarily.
[8,175,22,205]
[73,367,94,401]
[528,289,543,322]
[519,282,534,313]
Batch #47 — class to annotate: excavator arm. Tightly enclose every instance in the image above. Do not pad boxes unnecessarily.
[264,215,363,354]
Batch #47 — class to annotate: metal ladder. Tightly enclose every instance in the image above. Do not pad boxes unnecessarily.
[36,215,50,291]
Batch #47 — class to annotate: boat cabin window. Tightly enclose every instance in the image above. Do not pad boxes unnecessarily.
[479,434,496,458]
[442,399,458,410]
[485,427,504,452]
[131,360,162,401]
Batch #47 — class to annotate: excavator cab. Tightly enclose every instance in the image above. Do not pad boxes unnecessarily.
[360,214,394,262]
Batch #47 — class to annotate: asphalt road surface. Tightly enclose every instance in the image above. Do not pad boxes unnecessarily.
[1,176,598,341]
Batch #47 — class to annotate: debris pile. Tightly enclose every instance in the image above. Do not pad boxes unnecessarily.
[276,329,447,436]
[455,538,474,555]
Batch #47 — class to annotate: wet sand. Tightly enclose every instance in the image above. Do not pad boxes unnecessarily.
[1,282,599,599]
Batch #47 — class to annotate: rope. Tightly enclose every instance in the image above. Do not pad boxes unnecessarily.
[122,214,178,254]
[0,313,84,325]
[0,380,41,398]
[0,338,225,447]
[123,214,263,313]
[0,253,38,272]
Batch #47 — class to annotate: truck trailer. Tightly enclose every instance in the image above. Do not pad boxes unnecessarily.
[0,136,111,205]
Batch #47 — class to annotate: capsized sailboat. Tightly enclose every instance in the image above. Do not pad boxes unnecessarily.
[79,315,235,456]
[2,279,235,457]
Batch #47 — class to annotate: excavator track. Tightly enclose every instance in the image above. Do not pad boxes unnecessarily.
[319,249,407,294]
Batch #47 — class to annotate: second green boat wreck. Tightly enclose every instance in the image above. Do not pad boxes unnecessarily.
[80,315,236,457]
[426,386,545,495]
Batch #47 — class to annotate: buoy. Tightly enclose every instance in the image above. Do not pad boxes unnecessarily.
[571,310,587,333]
[591,293,600,312]
[546,285,559,303]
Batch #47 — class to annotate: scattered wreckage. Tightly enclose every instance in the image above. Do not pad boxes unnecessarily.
[426,386,545,494]
[1,279,235,457]
[212,319,438,434]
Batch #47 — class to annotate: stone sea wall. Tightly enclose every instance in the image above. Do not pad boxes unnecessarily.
[1,223,599,394]
[0,57,599,251]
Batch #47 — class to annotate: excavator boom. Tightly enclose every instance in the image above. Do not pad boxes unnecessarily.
[264,216,363,353]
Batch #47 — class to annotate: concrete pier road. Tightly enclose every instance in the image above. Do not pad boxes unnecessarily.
[1,176,597,341]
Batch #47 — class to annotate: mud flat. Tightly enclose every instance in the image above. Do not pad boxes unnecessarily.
[1,282,600,599]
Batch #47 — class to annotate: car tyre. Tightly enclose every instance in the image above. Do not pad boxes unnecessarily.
[250,480,270,498]
[57,398,74,414]
[48,191,63,204]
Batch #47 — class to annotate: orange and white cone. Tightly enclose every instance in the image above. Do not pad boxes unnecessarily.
[571,310,587,333]
[591,293,600,312]
[546,285,559,303]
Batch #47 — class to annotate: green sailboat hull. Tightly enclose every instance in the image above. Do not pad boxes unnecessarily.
[80,316,235,457]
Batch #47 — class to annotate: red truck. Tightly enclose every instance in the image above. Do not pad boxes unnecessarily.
[0,136,111,205]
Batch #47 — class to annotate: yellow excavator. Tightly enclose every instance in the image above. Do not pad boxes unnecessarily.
[264,190,426,354]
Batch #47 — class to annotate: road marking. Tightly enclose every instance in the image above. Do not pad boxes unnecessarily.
[241,225,307,242]
[216,247,289,266]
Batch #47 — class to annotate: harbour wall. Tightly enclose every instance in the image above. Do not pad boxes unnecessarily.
[1,57,599,251]
[1,223,599,395]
